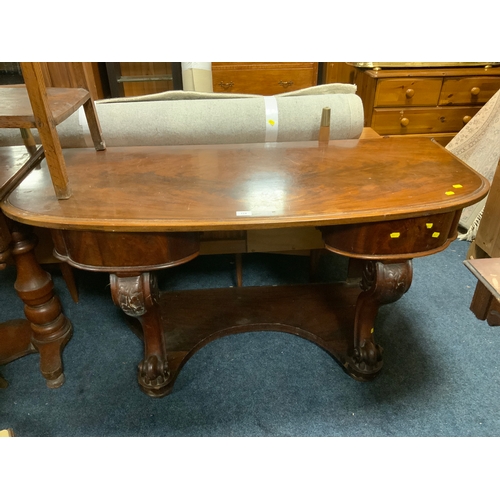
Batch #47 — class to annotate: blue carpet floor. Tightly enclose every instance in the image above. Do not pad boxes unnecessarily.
[1,239,500,437]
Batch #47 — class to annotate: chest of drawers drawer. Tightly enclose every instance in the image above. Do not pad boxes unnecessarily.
[371,106,481,135]
[439,77,500,105]
[211,62,318,95]
[374,78,442,107]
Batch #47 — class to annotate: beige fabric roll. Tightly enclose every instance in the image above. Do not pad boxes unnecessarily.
[0,84,364,148]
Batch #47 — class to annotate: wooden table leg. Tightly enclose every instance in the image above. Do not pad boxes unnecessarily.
[343,259,413,380]
[110,260,413,397]
[10,223,72,388]
[110,272,171,397]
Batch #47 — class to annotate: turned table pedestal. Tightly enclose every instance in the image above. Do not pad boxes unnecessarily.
[0,146,72,388]
[2,138,488,396]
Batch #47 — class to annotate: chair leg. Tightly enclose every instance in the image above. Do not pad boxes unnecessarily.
[70,63,106,151]
[19,62,72,200]
[20,128,38,154]
[82,99,106,151]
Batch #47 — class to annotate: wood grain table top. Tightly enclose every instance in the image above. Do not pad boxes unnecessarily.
[1,137,489,232]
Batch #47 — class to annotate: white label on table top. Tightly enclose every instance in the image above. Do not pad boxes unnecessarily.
[236,211,252,216]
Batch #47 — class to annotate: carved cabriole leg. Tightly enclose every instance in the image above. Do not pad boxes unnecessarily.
[344,259,413,380]
[110,272,170,397]
[10,223,73,388]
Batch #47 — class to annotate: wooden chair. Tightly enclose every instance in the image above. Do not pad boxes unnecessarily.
[0,62,108,300]
[0,62,106,199]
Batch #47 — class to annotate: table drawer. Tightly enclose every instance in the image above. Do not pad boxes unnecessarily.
[439,77,500,105]
[371,106,481,135]
[375,78,442,107]
[212,63,318,95]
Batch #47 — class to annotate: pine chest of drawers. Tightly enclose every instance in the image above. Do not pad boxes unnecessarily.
[354,66,500,142]
[211,62,318,95]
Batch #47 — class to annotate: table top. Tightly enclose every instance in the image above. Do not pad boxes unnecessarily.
[0,86,89,129]
[1,137,489,232]
[464,258,500,300]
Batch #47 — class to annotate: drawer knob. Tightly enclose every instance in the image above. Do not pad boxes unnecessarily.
[470,87,481,96]
[218,81,234,90]
[405,88,415,98]
[400,117,410,127]
[278,80,294,89]
[463,115,472,124]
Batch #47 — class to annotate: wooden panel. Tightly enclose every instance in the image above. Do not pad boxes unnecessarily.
[199,230,247,254]
[90,63,105,100]
[119,62,175,97]
[199,239,247,255]
[39,62,101,101]
[374,78,442,107]
[322,62,356,84]
[247,227,324,252]
[371,106,481,135]
[212,62,318,95]
[122,80,174,97]
[353,68,378,126]
[439,76,500,105]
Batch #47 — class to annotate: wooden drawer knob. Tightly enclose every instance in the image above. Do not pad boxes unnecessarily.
[463,115,472,124]
[470,87,481,96]
[405,88,415,98]
[400,117,410,127]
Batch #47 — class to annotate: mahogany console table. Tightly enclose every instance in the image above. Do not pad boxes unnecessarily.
[1,137,489,397]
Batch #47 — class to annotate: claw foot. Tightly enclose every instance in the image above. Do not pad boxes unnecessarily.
[138,355,170,392]
[353,339,383,371]
[345,340,383,380]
